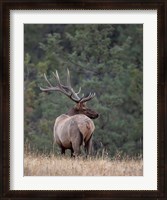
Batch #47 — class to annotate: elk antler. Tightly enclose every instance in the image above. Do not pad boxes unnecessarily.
[39,69,96,103]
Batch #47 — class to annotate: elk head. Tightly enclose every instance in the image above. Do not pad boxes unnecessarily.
[39,69,99,119]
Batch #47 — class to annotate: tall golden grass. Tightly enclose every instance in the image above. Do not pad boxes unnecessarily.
[24,151,143,176]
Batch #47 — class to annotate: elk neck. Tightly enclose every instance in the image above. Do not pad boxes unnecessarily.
[66,107,79,116]
[66,106,99,119]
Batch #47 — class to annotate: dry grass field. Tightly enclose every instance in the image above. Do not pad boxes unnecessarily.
[24,152,143,176]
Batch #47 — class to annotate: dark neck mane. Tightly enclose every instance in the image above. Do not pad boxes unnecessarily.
[66,108,78,116]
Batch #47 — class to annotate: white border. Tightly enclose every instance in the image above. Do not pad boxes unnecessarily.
[10,10,157,190]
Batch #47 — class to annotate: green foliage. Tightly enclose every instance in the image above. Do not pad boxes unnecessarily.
[24,24,143,157]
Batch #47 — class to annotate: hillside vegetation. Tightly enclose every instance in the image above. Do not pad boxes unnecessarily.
[24,24,143,157]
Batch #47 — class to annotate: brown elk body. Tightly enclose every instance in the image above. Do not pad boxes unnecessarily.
[40,69,99,157]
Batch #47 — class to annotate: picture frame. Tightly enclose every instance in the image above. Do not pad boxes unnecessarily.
[1,0,166,199]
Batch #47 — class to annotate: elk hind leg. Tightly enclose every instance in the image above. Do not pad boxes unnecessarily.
[70,121,83,157]
[71,132,83,157]
[60,146,65,155]
[85,136,93,156]
[70,148,74,157]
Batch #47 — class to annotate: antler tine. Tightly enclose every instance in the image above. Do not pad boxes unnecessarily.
[39,73,55,91]
[53,71,68,91]
[66,69,82,96]
[53,70,61,86]
[44,73,53,87]
[80,92,96,103]
[76,87,81,95]
[52,71,71,94]
[67,68,72,88]
[53,71,70,91]
[57,69,81,101]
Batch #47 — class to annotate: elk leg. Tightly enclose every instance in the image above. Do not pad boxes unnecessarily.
[71,132,83,157]
[85,136,93,156]
[72,143,81,156]
[70,148,74,157]
[61,146,65,155]
[69,122,83,157]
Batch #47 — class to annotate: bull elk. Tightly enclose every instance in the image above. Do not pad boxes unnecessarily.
[40,69,99,157]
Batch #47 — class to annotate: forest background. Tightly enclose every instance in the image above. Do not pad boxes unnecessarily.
[24,24,143,158]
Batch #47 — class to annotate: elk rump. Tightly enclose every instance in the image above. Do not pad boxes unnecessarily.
[54,114,95,157]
